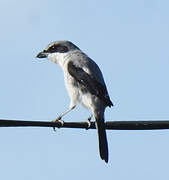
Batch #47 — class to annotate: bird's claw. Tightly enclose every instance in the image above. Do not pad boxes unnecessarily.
[85,115,93,130]
[57,119,65,126]
[52,117,65,131]
[85,119,91,130]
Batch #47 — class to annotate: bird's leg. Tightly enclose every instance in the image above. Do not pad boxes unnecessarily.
[85,114,93,130]
[52,105,76,131]
[55,105,76,121]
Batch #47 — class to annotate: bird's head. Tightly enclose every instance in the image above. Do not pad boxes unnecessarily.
[36,40,79,64]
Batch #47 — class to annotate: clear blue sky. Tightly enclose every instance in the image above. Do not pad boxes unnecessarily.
[0,0,169,179]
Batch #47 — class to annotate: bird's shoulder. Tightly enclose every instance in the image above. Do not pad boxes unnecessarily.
[66,51,105,86]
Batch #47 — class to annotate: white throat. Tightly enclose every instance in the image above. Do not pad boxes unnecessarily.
[48,53,67,67]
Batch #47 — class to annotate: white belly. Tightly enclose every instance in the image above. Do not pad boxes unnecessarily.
[64,73,94,109]
[78,90,93,109]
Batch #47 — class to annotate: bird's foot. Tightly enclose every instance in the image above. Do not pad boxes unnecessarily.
[85,116,92,130]
[52,116,65,131]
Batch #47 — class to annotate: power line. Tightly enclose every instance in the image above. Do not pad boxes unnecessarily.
[0,119,169,130]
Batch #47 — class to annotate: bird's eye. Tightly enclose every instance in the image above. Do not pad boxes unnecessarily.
[48,45,68,53]
[51,46,57,49]
[48,45,58,52]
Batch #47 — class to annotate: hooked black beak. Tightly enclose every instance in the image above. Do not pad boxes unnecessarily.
[36,51,48,58]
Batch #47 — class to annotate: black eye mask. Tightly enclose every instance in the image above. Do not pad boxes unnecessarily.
[47,45,68,53]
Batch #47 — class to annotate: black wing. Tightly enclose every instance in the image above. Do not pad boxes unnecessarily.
[68,61,113,107]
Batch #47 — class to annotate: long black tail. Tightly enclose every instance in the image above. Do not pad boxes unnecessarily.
[95,116,108,163]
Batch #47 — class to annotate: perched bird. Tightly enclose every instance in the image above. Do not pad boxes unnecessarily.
[36,41,113,163]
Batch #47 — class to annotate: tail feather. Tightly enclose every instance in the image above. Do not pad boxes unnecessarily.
[95,116,108,163]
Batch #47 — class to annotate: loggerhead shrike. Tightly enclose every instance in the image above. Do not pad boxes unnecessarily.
[36,41,113,163]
